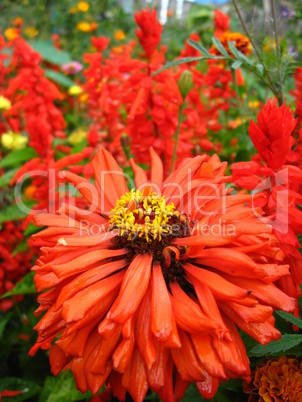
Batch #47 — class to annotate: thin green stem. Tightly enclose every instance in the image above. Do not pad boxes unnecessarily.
[271,0,284,105]
[170,104,185,174]
[231,0,281,103]
[0,114,11,131]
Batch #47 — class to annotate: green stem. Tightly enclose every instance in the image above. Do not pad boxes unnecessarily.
[271,0,284,105]
[170,104,185,174]
[0,114,11,131]
[231,0,281,103]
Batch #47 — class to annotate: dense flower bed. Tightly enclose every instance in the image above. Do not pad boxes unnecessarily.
[0,2,302,402]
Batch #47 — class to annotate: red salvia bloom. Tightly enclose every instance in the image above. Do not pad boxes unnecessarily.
[0,222,34,312]
[232,100,302,322]
[135,8,162,58]
[248,100,297,169]
[213,10,230,36]
[31,148,295,401]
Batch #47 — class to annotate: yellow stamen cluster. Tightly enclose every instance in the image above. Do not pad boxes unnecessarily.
[109,189,179,242]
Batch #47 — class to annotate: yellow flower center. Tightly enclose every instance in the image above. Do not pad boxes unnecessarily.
[109,189,180,242]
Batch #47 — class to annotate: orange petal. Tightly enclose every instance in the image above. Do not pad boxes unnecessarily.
[107,254,152,324]
[191,277,229,338]
[112,332,135,373]
[171,329,206,382]
[91,327,121,374]
[62,271,124,322]
[151,263,173,341]
[122,347,149,402]
[136,286,157,370]
[129,158,148,189]
[195,373,220,400]
[219,302,280,345]
[59,171,101,212]
[191,333,226,379]
[150,147,163,191]
[54,259,127,311]
[170,282,217,334]
[146,342,169,390]
[227,275,296,312]
[65,290,116,336]
[52,248,126,278]
[184,263,250,301]
[49,344,72,376]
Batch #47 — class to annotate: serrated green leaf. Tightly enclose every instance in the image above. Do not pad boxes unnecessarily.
[0,377,40,402]
[1,272,36,298]
[152,56,225,77]
[212,37,230,58]
[0,148,37,168]
[39,371,92,402]
[45,69,75,88]
[152,57,205,76]
[187,39,211,56]
[231,60,243,70]
[0,201,35,224]
[0,168,19,188]
[227,41,253,65]
[31,41,72,66]
[250,334,302,356]
[275,311,302,329]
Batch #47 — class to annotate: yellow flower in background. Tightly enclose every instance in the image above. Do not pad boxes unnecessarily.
[112,46,123,54]
[79,93,88,103]
[76,21,91,32]
[77,1,89,12]
[114,30,126,40]
[68,85,83,96]
[0,96,11,111]
[4,27,19,41]
[12,17,23,27]
[68,7,77,13]
[248,100,261,109]
[68,127,88,145]
[24,185,37,200]
[24,27,39,38]
[89,22,97,32]
[1,131,28,150]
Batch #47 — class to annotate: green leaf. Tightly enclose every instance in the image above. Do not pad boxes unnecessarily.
[1,272,36,298]
[0,377,40,402]
[39,371,92,402]
[227,41,253,65]
[152,55,225,77]
[250,334,302,356]
[31,41,72,66]
[0,148,37,168]
[187,39,211,56]
[275,311,302,329]
[0,201,35,224]
[23,223,43,237]
[0,168,19,188]
[45,70,75,88]
[212,37,229,58]
[0,312,12,340]
[231,60,243,70]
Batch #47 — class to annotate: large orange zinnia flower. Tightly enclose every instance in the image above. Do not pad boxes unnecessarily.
[30,148,295,401]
